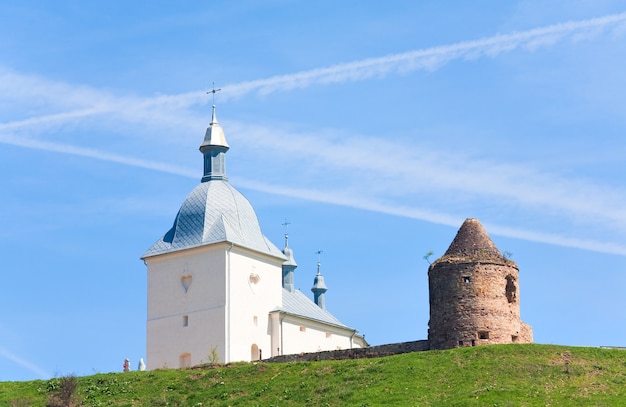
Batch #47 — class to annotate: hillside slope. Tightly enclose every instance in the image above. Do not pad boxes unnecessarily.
[2,344,625,406]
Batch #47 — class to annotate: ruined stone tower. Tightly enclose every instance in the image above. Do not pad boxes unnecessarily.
[428,218,532,350]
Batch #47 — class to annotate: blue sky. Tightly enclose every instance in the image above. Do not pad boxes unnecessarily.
[1,1,626,381]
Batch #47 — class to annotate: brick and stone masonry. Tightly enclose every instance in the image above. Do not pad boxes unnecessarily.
[428,218,532,350]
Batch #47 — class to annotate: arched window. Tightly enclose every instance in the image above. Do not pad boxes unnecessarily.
[251,344,260,361]
[179,353,191,368]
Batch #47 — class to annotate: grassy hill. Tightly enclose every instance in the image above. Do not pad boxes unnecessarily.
[2,344,626,406]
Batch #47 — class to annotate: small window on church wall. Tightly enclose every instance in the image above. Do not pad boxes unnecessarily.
[183,315,189,327]
[299,326,306,332]
[253,316,258,326]
[478,331,490,340]
[512,335,519,343]
[325,332,332,338]
[463,276,471,283]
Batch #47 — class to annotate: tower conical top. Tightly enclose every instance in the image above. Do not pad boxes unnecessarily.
[443,218,505,261]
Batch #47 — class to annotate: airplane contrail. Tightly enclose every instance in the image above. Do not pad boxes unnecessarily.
[1,12,625,256]
[2,130,625,256]
[220,12,626,97]
[2,11,625,130]
[0,346,50,379]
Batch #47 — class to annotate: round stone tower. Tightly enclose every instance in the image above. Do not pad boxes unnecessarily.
[428,218,532,350]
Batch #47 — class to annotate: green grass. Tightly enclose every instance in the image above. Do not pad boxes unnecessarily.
[2,344,626,406]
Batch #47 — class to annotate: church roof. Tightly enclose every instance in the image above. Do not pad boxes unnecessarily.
[282,235,297,267]
[275,289,352,330]
[435,218,510,263]
[142,104,284,260]
[143,180,284,259]
[311,268,328,293]
[200,105,229,151]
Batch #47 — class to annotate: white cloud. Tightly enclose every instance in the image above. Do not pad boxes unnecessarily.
[227,122,626,230]
[3,127,626,256]
[0,346,50,379]
[3,11,626,132]
[233,178,626,256]
[1,12,625,255]
[220,12,626,98]
[0,132,196,178]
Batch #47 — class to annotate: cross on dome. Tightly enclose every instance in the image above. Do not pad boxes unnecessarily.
[207,82,222,105]
[315,249,323,273]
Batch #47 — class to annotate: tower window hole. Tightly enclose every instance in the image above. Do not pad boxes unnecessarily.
[505,274,517,303]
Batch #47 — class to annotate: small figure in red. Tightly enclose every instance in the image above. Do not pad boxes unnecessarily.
[123,358,130,372]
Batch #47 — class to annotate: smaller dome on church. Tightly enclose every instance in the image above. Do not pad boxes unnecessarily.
[200,105,229,151]
[282,236,297,267]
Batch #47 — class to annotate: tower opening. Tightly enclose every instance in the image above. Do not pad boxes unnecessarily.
[505,274,517,303]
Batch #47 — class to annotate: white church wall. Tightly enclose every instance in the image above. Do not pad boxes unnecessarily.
[145,244,230,370]
[352,334,367,349]
[280,315,361,355]
[226,246,283,362]
[146,246,227,318]
[147,308,225,369]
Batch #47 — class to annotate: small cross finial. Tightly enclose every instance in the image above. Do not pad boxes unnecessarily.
[207,82,222,105]
[315,249,323,274]
[282,219,291,245]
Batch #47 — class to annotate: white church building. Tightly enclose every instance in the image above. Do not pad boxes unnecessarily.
[141,105,367,370]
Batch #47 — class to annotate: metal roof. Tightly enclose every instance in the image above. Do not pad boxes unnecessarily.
[200,105,229,150]
[142,180,285,259]
[276,289,352,330]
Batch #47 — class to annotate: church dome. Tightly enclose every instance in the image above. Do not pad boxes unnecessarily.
[143,180,284,258]
[142,104,284,260]
[282,239,297,267]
